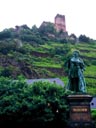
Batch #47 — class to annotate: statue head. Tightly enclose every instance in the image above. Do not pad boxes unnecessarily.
[73,51,79,58]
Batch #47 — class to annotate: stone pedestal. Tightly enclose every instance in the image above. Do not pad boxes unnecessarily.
[67,94,94,128]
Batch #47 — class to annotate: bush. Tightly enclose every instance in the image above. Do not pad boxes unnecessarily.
[0,41,16,55]
[91,109,96,127]
[0,67,12,77]
[0,30,12,40]
[0,77,69,127]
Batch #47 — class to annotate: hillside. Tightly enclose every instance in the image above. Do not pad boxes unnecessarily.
[0,25,96,95]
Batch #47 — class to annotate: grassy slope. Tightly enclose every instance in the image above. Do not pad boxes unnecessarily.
[36,42,96,95]
[0,40,96,95]
[20,41,96,95]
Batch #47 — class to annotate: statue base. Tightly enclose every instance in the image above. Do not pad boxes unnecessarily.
[67,94,94,128]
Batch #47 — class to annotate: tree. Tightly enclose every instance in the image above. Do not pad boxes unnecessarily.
[39,22,56,35]
[31,25,39,34]
[0,29,12,40]
[79,34,90,43]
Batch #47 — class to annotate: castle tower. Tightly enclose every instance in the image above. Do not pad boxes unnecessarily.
[54,14,66,32]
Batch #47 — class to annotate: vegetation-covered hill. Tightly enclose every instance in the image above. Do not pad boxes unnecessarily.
[0,24,96,95]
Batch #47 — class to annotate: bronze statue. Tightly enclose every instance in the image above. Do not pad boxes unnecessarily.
[66,51,86,93]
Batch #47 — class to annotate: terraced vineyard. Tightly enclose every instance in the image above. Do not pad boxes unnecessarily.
[0,39,96,95]
[26,42,96,95]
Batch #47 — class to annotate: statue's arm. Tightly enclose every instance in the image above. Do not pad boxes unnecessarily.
[80,59,85,71]
[64,58,71,69]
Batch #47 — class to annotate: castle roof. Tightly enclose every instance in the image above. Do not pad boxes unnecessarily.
[90,97,96,109]
[26,78,64,87]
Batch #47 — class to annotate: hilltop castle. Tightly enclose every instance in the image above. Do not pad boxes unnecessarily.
[54,14,66,32]
[40,14,67,33]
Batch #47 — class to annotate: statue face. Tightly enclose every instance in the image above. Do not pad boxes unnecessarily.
[73,51,79,58]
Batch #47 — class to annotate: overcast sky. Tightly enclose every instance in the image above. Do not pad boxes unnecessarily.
[0,0,96,39]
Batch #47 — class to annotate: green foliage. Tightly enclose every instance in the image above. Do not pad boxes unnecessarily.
[60,38,68,43]
[20,34,44,44]
[0,77,68,127]
[0,41,16,55]
[0,67,12,77]
[84,66,96,77]
[79,34,90,43]
[33,57,61,68]
[0,29,12,40]
[91,109,96,127]
[31,25,39,34]
[39,22,56,35]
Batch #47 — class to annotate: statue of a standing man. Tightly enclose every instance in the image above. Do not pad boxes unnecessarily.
[66,51,86,93]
